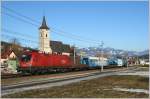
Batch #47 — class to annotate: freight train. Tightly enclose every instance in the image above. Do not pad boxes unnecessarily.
[17,50,126,74]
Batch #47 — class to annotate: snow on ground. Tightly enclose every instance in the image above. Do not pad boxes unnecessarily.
[116,67,149,77]
[116,71,149,77]
[113,87,149,94]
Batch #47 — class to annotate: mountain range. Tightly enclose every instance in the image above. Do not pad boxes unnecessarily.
[76,47,149,57]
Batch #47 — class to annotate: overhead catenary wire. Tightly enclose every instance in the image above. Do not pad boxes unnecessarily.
[1,30,39,44]
[51,27,100,44]
[2,11,95,44]
[2,32,88,49]
[1,34,38,48]
[3,13,98,44]
[2,6,100,43]
[2,6,101,45]
[2,6,41,24]
[1,28,39,48]
[52,31,100,44]
[2,11,38,27]
[2,34,39,47]
[2,28,38,39]
[1,33,39,44]
[2,27,97,46]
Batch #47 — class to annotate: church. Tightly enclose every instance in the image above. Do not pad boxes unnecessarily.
[39,16,72,56]
[39,16,52,53]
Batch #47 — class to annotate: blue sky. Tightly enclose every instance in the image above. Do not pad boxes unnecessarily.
[1,1,149,51]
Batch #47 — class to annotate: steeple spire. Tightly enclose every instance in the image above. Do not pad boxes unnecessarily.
[39,16,49,30]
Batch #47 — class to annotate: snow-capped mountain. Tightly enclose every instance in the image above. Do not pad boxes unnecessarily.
[76,47,149,57]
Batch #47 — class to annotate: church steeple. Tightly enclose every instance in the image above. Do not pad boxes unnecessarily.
[39,16,49,30]
[39,16,52,53]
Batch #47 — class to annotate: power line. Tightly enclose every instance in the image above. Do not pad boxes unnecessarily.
[2,6,101,45]
[51,29,100,44]
[51,27,100,44]
[1,31,39,44]
[2,28,93,49]
[2,6,98,42]
[2,11,93,44]
[2,12,38,27]
[52,31,97,44]
[2,28,38,39]
[2,6,41,24]
[1,34,38,48]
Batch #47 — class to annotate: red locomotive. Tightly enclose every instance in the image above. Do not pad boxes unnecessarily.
[18,50,87,74]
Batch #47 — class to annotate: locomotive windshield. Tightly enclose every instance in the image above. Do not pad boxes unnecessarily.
[21,54,31,62]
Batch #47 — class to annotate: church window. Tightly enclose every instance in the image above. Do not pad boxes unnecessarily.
[46,34,47,37]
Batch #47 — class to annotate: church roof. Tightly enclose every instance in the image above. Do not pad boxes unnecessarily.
[50,41,71,53]
[39,16,49,30]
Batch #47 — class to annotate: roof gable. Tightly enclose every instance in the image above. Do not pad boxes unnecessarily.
[1,49,16,59]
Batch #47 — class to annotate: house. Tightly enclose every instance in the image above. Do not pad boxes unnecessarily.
[1,49,18,74]
[1,50,17,65]
[139,59,149,65]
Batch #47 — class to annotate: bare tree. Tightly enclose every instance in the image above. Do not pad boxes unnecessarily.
[10,38,22,57]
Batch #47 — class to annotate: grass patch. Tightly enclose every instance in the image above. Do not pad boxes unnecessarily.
[2,75,149,98]
[137,64,149,67]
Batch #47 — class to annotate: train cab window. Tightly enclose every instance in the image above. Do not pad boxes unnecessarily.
[82,58,89,65]
[21,54,31,62]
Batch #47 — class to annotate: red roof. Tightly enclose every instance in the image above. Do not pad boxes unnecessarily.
[1,49,14,59]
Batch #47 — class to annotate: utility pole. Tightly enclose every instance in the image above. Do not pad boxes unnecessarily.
[99,41,104,72]
[136,56,139,65]
[126,51,129,68]
[73,45,76,65]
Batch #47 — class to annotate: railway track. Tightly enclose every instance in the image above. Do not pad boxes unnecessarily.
[1,74,25,79]
[1,66,139,96]
[1,66,127,79]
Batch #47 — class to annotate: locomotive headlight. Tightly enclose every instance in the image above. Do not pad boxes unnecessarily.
[61,60,66,64]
